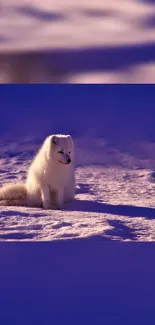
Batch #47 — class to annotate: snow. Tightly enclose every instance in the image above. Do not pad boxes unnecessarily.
[1,0,155,82]
[1,84,155,242]
[2,0,155,50]
[1,85,155,324]
[1,165,155,241]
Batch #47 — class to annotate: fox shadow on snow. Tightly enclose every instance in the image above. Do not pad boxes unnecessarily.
[66,198,155,240]
[68,198,155,220]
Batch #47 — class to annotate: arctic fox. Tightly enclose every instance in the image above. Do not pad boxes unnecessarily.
[0,134,75,209]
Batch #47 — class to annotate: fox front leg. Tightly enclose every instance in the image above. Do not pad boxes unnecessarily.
[55,189,64,209]
[41,185,51,209]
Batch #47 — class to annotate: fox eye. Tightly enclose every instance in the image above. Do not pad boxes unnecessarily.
[58,150,64,154]
[69,151,71,154]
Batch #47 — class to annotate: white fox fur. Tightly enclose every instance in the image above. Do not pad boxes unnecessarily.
[0,134,75,209]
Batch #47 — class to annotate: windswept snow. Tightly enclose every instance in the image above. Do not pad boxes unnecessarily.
[1,0,155,82]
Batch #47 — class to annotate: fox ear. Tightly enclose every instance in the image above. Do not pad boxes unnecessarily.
[66,134,73,145]
[66,134,72,141]
[51,135,58,145]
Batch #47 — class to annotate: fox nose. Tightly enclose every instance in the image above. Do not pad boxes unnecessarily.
[67,159,71,164]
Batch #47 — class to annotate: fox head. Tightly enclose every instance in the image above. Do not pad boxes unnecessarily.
[49,134,74,165]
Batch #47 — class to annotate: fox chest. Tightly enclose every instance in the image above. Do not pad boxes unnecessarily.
[45,168,69,189]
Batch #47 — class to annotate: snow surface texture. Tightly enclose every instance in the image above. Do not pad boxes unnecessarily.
[1,140,155,242]
[1,86,155,325]
[0,85,155,242]
[1,0,155,82]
